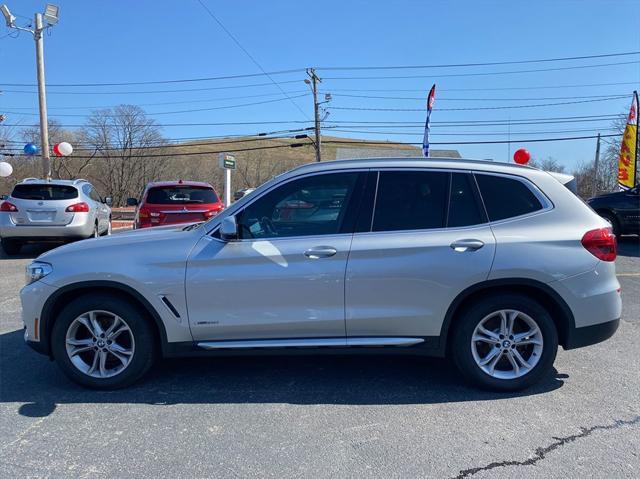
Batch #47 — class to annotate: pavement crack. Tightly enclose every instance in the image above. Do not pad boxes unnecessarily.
[452,415,640,479]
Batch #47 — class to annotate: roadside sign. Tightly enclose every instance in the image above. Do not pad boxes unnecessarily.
[219,153,236,170]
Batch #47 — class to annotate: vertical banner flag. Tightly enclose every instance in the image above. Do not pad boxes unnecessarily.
[618,90,639,190]
[422,84,436,157]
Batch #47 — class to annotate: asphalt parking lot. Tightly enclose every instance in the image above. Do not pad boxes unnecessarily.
[0,238,639,478]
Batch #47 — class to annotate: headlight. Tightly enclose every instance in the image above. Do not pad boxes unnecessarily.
[25,262,52,285]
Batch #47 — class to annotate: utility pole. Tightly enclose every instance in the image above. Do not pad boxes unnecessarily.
[306,68,322,162]
[34,13,51,180]
[594,133,601,196]
[2,4,59,180]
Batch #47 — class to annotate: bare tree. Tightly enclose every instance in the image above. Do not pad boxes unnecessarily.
[82,105,167,205]
[529,156,565,173]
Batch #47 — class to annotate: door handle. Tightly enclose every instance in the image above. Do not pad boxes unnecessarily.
[450,239,484,252]
[304,246,337,259]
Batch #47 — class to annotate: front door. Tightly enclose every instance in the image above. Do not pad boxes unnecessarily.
[186,171,365,341]
[346,170,496,339]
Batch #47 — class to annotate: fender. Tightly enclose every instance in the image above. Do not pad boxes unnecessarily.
[38,280,169,357]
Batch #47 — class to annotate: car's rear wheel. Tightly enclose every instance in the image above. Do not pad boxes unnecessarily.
[1,238,22,255]
[51,294,156,389]
[452,294,558,391]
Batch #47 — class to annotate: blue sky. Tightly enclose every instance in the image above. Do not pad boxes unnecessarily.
[1,0,639,170]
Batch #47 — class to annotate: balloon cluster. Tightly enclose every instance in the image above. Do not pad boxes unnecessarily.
[0,162,13,177]
[53,142,73,156]
[513,148,531,165]
[23,143,38,155]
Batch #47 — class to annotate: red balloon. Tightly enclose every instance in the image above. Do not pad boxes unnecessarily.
[513,148,531,165]
[53,143,62,157]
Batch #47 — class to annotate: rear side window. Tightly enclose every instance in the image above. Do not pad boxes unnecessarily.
[146,186,218,205]
[373,171,448,231]
[475,174,544,221]
[448,173,484,227]
[11,184,78,200]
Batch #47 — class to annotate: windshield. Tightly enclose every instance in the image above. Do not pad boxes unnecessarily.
[11,184,78,200]
[145,186,218,205]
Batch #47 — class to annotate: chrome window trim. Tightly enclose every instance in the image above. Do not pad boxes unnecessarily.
[206,168,367,241]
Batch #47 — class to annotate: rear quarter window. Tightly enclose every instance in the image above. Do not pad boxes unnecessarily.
[475,174,544,222]
[11,184,78,200]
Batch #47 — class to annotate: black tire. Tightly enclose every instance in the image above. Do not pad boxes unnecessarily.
[1,238,22,255]
[51,294,156,389]
[599,211,621,237]
[451,293,558,391]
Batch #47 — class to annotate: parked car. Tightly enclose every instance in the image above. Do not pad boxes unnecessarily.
[1,178,111,255]
[128,180,223,229]
[21,158,620,391]
[233,188,255,201]
[588,186,640,236]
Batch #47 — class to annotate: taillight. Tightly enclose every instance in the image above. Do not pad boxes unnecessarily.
[137,208,153,227]
[581,227,617,262]
[0,201,18,212]
[203,204,224,219]
[65,202,90,213]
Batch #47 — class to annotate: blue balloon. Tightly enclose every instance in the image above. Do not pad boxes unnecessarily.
[24,143,38,155]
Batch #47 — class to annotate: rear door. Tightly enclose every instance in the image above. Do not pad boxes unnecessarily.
[9,183,79,226]
[345,169,496,339]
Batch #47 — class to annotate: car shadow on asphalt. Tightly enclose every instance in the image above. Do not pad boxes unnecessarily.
[0,243,60,260]
[618,236,640,258]
[0,329,565,418]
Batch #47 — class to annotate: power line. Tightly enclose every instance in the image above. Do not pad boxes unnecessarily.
[5,90,311,110]
[0,79,304,95]
[326,81,639,93]
[328,127,620,136]
[3,94,310,117]
[316,51,640,70]
[324,133,620,146]
[0,68,305,87]
[329,93,630,101]
[195,0,310,121]
[322,60,639,80]
[328,96,629,112]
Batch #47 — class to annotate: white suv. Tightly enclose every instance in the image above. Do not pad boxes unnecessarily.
[0,178,112,255]
[20,158,621,391]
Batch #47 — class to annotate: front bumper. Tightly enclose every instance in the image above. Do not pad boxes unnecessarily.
[0,214,94,240]
[21,280,58,356]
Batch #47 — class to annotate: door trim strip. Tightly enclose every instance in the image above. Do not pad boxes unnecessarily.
[197,337,424,350]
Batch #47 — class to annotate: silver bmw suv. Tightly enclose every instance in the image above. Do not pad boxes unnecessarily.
[1,178,112,255]
[20,158,621,391]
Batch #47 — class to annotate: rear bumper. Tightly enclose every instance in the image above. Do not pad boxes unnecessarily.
[564,318,619,350]
[0,215,94,240]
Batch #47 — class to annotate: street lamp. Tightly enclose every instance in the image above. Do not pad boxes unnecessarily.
[1,3,60,180]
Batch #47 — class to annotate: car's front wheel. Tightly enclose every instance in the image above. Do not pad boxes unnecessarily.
[51,294,156,389]
[452,294,558,391]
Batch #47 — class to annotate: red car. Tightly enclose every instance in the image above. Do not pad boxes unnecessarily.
[127,180,224,229]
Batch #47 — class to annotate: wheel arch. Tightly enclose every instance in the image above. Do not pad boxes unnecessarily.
[439,278,575,357]
[39,281,169,358]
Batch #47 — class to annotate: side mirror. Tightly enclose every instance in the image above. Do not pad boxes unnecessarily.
[220,215,238,241]
[126,197,138,207]
[104,196,113,207]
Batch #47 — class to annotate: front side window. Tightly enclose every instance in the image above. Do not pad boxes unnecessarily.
[475,174,544,222]
[237,172,359,239]
[372,171,448,232]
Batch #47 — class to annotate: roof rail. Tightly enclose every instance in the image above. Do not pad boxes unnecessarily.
[73,178,89,184]
[21,177,40,183]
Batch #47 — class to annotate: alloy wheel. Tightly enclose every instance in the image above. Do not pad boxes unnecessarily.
[470,309,543,380]
[65,310,135,378]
